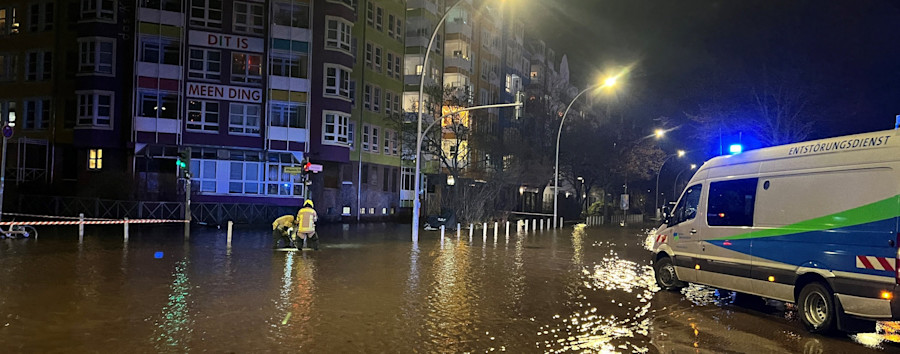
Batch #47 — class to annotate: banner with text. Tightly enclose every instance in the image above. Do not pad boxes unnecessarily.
[188,30,264,53]
[186,82,262,103]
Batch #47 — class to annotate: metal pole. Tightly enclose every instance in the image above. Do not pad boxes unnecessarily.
[123,217,129,242]
[0,136,6,220]
[413,0,463,243]
[655,155,673,221]
[554,86,598,229]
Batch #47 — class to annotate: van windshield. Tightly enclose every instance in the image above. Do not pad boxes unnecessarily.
[672,184,702,225]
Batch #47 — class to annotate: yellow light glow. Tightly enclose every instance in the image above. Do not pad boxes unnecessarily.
[768,276,775,282]
[694,264,700,270]
[441,106,469,128]
[677,150,686,157]
[603,76,617,87]
[654,129,665,138]
[881,291,893,300]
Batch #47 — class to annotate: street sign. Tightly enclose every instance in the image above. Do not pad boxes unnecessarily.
[307,163,323,173]
[620,194,629,210]
[2,124,12,139]
[283,166,304,174]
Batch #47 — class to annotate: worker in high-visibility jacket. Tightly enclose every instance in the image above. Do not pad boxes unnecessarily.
[272,214,295,249]
[294,199,319,250]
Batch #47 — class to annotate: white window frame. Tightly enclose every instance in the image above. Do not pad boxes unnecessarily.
[386,52,393,77]
[323,64,351,100]
[269,101,305,128]
[76,91,113,128]
[88,148,102,170]
[186,99,219,132]
[29,2,53,32]
[0,100,16,127]
[0,52,16,81]
[371,126,379,154]
[270,51,307,79]
[273,1,309,28]
[188,48,221,80]
[325,17,352,53]
[384,91,392,115]
[363,84,371,110]
[22,98,50,130]
[348,122,355,150]
[393,93,400,114]
[189,0,222,28]
[80,0,114,22]
[322,111,350,146]
[387,14,394,37]
[233,1,264,35]
[383,129,392,155]
[395,18,402,41]
[25,50,51,81]
[231,52,262,83]
[375,6,383,31]
[229,161,265,195]
[374,45,382,72]
[228,103,261,136]
[364,42,372,68]
[366,2,373,26]
[78,37,114,75]
[372,86,381,112]
[139,36,180,65]
[137,89,177,119]
[361,124,370,151]
[0,7,21,36]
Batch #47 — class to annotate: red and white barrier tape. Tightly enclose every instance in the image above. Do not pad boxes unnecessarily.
[3,212,116,221]
[0,219,188,226]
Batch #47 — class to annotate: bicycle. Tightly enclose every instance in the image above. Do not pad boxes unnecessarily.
[0,224,37,239]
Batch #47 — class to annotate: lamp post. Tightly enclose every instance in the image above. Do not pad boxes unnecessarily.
[654,149,685,220]
[553,76,620,229]
[673,163,697,198]
[577,176,585,216]
[412,0,464,243]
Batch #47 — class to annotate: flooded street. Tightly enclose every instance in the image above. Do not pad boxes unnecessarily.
[1,223,898,353]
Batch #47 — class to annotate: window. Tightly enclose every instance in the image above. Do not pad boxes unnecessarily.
[188,48,221,80]
[375,7,383,31]
[366,2,373,26]
[139,0,182,12]
[273,1,309,28]
[80,0,114,21]
[384,91,392,115]
[23,98,50,130]
[265,153,304,196]
[190,159,217,192]
[25,51,51,81]
[231,53,262,83]
[270,51,308,78]
[373,86,381,112]
[78,38,114,74]
[388,14,394,37]
[363,84,371,110]
[371,127,379,154]
[0,53,15,81]
[186,100,219,132]
[393,93,400,114]
[394,56,401,79]
[348,122,355,149]
[137,90,177,119]
[329,0,354,9]
[140,37,180,65]
[233,2,264,35]
[361,124,370,151]
[0,7,21,35]
[324,65,350,99]
[229,103,260,135]
[364,42,372,68]
[387,130,398,155]
[325,18,352,52]
[76,92,112,127]
[88,149,102,170]
[671,184,702,225]
[383,130,391,155]
[0,101,16,127]
[708,178,758,227]
[323,111,349,145]
[386,52,393,77]
[190,0,222,28]
[29,2,53,32]
[374,46,382,72]
[395,18,402,41]
[229,161,264,194]
[269,101,305,128]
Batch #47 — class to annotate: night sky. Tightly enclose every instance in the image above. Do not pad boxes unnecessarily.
[522,0,900,152]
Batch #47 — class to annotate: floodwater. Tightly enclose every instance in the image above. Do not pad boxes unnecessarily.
[1,223,899,353]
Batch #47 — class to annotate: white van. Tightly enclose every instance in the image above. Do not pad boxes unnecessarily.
[651,129,899,333]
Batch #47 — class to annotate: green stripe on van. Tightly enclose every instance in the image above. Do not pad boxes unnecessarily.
[712,195,900,240]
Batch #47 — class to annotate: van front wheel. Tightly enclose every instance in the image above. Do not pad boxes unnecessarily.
[798,282,836,333]
[654,257,685,290]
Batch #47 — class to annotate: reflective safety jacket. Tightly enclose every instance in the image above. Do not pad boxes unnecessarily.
[296,207,318,233]
[272,215,295,230]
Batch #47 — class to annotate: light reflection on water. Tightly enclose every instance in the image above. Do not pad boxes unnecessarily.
[151,259,193,350]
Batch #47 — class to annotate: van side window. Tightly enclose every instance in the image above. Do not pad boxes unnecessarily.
[673,184,702,225]
[707,178,758,227]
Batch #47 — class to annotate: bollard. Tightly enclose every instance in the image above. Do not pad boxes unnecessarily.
[440,225,445,242]
[540,218,544,231]
[227,220,233,246]
[483,222,487,241]
[506,221,510,237]
[123,217,129,242]
[78,213,84,242]
[560,217,563,229]
[532,219,536,231]
[494,222,498,241]
[457,223,461,240]
[524,219,528,232]
[469,224,474,241]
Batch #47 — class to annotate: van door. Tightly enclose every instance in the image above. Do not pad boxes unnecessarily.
[697,178,757,294]
[668,183,704,283]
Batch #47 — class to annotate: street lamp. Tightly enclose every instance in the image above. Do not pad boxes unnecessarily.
[654,150,685,220]
[577,176,585,215]
[553,72,625,229]
[673,163,697,198]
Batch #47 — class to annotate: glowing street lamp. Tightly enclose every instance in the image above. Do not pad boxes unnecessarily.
[654,150,686,220]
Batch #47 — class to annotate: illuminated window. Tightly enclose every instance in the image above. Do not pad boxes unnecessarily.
[231,53,261,83]
[88,149,102,170]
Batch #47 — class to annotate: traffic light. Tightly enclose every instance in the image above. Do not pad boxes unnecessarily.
[514,91,525,119]
[177,147,191,178]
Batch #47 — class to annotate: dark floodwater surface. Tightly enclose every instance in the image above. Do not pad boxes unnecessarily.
[1,223,898,353]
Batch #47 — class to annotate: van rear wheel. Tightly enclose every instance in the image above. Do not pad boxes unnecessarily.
[654,257,685,291]
[798,282,836,334]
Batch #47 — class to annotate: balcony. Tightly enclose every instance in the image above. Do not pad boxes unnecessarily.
[137,62,182,80]
[271,25,311,42]
[406,35,430,49]
[444,55,471,72]
[138,7,184,27]
[405,74,436,87]
[268,76,310,92]
[445,20,472,39]
[268,127,308,143]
